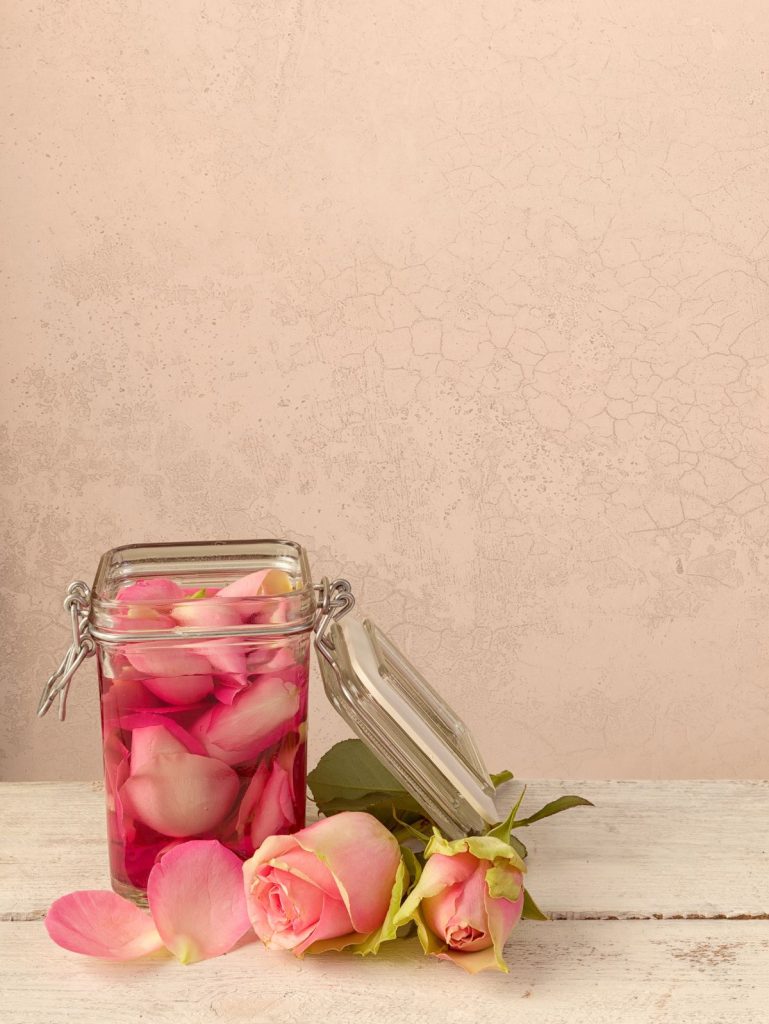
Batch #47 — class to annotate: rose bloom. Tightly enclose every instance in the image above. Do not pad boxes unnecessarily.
[243,812,402,955]
[394,834,526,973]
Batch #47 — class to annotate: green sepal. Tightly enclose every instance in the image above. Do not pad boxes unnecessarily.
[425,831,526,874]
[189,588,207,600]
[485,864,523,902]
[487,785,527,843]
[521,888,549,921]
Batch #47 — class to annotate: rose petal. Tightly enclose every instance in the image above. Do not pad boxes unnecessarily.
[117,578,186,603]
[215,570,272,599]
[126,719,207,771]
[235,762,269,837]
[125,644,212,678]
[246,733,301,847]
[147,840,251,964]
[424,858,491,953]
[294,894,353,955]
[191,676,301,766]
[113,614,178,632]
[45,891,164,960]
[246,646,295,674]
[171,602,244,628]
[192,638,248,677]
[271,812,400,935]
[121,752,239,837]
[142,674,215,705]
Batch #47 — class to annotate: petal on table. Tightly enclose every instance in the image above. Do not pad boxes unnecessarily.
[192,676,301,766]
[45,890,164,960]
[121,751,239,838]
[142,674,215,705]
[147,840,251,964]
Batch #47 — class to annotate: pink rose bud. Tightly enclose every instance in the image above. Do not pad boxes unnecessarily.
[393,834,526,974]
[243,811,401,956]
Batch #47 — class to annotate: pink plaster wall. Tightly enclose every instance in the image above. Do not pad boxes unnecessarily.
[2,1,768,781]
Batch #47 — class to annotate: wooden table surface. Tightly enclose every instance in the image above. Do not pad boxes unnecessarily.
[1,780,767,1023]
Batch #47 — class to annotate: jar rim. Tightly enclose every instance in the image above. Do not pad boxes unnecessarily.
[89,538,317,641]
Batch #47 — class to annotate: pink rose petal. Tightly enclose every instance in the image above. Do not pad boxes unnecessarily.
[142,674,215,705]
[246,646,295,674]
[126,719,207,771]
[125,644,212,678]
[289,812,401,934]
[45,890,164,960]
[191,676,301,766]
[117,578,186,603]
[192,638,248,677]
[147,840,251,963]
[250,760,297,848]
[235,762,269,837]
[171,602,244,628]
[215,570,271,599]
[121,751,239,838]
[113,614,178,632]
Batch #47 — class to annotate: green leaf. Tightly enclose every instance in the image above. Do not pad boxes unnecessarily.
[189,588,207,600]
[307,739,428,824]
[489,769,514,787]
[487,785,527,843]
[522,889,548,921]
[512,795,594,829]
[400,845,423,889]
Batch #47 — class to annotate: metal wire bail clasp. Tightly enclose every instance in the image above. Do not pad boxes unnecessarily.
[37,581,96,721]
[313,577,355,664]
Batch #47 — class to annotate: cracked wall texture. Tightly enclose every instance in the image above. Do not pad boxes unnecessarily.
[2,1,768,781]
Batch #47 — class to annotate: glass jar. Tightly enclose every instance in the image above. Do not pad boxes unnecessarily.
[41,535,500,906]
[39,539,350,905]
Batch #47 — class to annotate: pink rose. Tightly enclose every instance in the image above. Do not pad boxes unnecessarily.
[393,834,526,973]
[243,812,402,955]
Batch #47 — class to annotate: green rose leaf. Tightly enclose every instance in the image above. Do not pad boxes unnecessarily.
[512,795,594,828]
[189,588,207,599]
[307,739,427,825]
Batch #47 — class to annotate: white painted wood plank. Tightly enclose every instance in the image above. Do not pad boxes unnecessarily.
[1,919,767,1024]
[2,781,768,920]
[507,779,769,919]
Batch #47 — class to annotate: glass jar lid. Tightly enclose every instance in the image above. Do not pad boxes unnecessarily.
[314,602,501,839]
